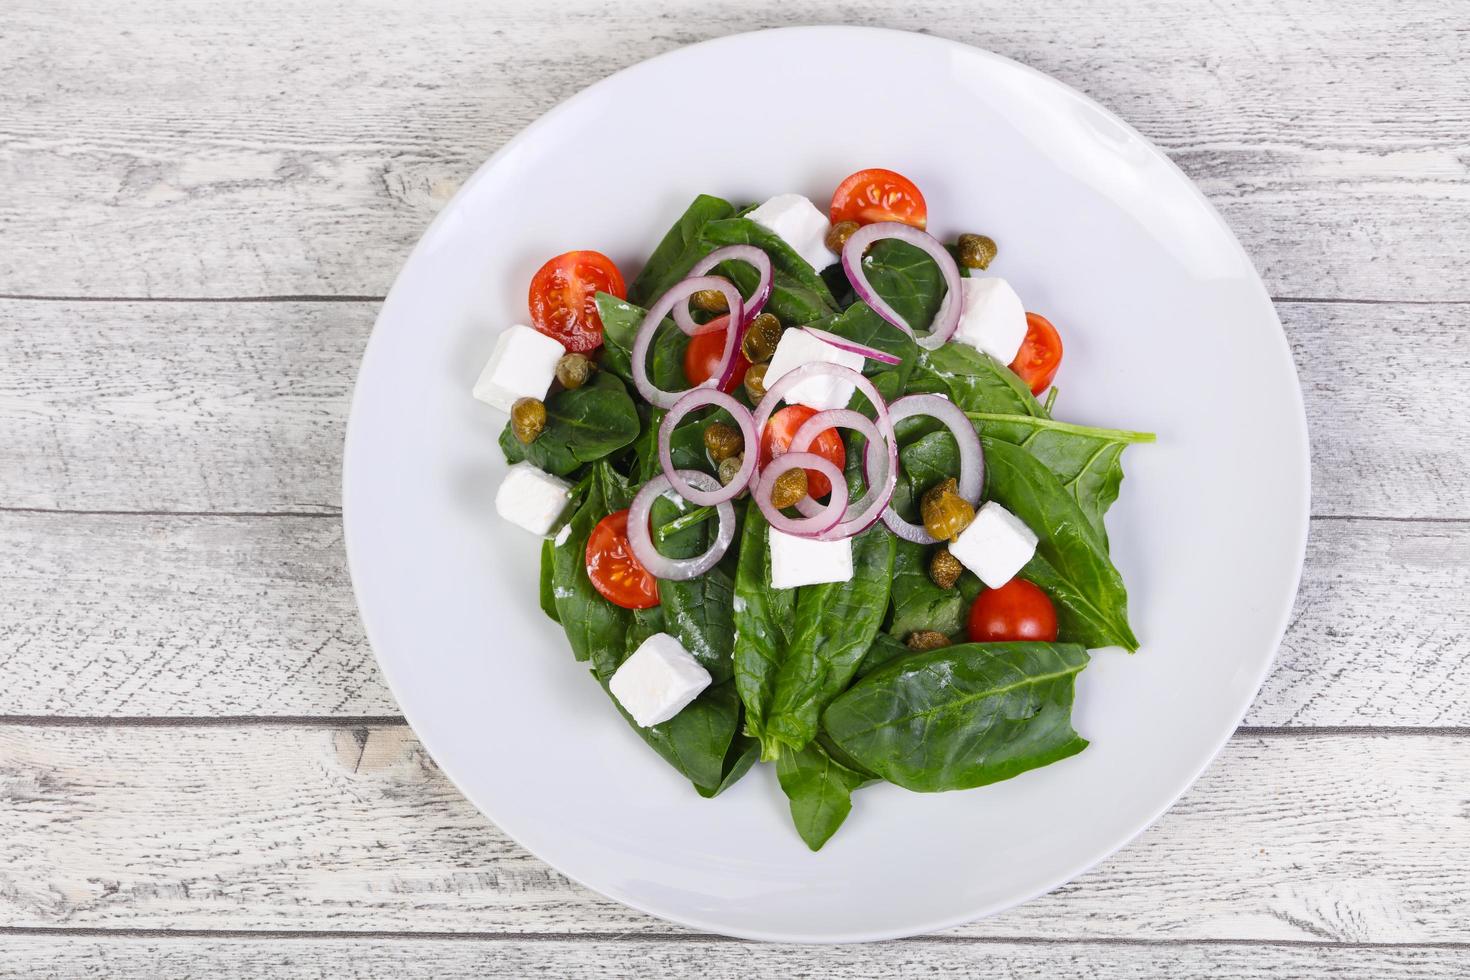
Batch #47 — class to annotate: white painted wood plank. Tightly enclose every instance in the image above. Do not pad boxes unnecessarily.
[0,935,1463,979]
[0,726,1466,941]
[1,0,1465,300]
[1,513,1464,724]
[3,298,1464,518]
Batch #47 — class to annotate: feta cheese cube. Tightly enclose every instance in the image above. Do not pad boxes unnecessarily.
[472,324,565,412]
[949,501,1039,588]
[769,528,854,590]
[494,462,572,536]
[764,328,866,411]
[952,277,1028,365]
[609,633,712,728]
[747,194,838,272]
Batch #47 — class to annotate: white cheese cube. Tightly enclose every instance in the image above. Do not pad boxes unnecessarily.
[494,462,572,536]
[472,324,565,412]
[747,193,838,272]
[609,632,712,728]
[952,277,1028,365]
[764,328,866,411]
[769,528,854,590]
[949,501,1039,588]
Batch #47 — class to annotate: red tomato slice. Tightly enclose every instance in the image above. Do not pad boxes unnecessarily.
[1009,312,1063,396]
[967,578,1058,643]
[528,250,626,353]
[682,315,748,388]
[585,509,659,609]
[829,168,928,229]
[759,405,846,499]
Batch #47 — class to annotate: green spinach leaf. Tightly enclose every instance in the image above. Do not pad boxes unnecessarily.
[500,371,640,476]
[855,631,914,680]
[698,218,838,325]
[886,537,965,640]
[776,740,869,851]
[539,538,560,624]
[805,301,918,387]
[595,292,689,393]
[629,194,736,306]
[907,343,1045,421]
[732,508,797,750]
[823,642,1090,792]
[859,238,947,336]
[651,495,736,683]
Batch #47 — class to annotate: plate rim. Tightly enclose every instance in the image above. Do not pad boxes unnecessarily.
[342,24,1311,943]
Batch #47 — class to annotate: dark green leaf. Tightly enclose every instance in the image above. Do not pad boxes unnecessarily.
[500,371,640,476]
[983,438,1139,650]
[538,538,560,624]
[823,642,1090,792]
[859,238,947,336]
[698,218,838,325]
[855,631,914,680]
[805,301,918,387]
[629,194,736,306]
[551,464,631,664]
[594,292,689,394]
[776,740,869,851]
[887,538,965,640]
[732,508,796,752]
[651,495,735,683]
[908,343,1046,421]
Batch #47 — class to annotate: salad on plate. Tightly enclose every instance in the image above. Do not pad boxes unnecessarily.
[472,168,1153,850]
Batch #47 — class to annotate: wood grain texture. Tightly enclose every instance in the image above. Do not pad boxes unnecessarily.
[3,298,1466,518]
[2,512,1465,723]
[0,0,1466,300]
[0,935,1465,979]
[1,726,1468,942]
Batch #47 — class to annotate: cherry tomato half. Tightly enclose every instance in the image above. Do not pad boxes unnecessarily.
[528,250,626,353]
[829,168,928,229]
[967,578,1058,643]
[585,509,659,609]
[759,405,846,499]
[682,315,748,388]
[1009,312,1063,396]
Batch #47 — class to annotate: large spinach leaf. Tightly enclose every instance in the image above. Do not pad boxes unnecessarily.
[886,537,966,640]
[983,437,1139,650]
[776,740,869,851]
[805,301,918,388]
[859,238,948,336]
[538,538,560,624]
[628,194,736,306]
[698,218,838,325]
[595,292,688,393]
[823,642,1090,792]
[731,508,796,750]
[651,495,735,683]
[758,524,897,759]
[908,343,1045,421]
[500,371,640,476]
[551,464,632,664]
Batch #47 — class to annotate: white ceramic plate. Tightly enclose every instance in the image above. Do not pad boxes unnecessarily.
[343,26,1309,943]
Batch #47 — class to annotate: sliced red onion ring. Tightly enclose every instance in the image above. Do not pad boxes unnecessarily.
[627,470,736,581]
[632,275,744,409]
[671,244,773,333]
[658,388,757,506]
[801,326,902,366]
[751,362,893,445]
[880,393,985,544]
[789,408,898,541]
[754,452,847,539]
[841,221,963,350]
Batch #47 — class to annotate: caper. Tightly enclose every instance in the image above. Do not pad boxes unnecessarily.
[718,453,745,487]
[743,361,769,403]
[703,421,744,463]
[956,233,998,270]
[929,547,963,590]
[510,397,547,444]
[740,312,784,363]
[691,288,729,313]
[769,467,809,509]
[906,630,951,652]
[921,478,976,541]
[555,352,594,390]
[825,220,860,253]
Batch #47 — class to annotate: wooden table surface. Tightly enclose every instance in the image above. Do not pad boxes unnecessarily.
[2,0,1467,975]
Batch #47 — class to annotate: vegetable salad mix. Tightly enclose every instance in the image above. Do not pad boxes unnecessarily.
[473,169,1153,849]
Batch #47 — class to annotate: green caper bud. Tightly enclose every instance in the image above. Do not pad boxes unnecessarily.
[825,220,860,253]
[743,361,769,403]
[921,478,976,541]
[691,288,729,313]
[703,421,744,463]
[929,547,963,590]
[510,397,547,444]
[956,233,998,270]
[769,468,809,509]
[906,630,951,652]
[554,352,594,389]
[717,453,744,487]
[740,312,785,364]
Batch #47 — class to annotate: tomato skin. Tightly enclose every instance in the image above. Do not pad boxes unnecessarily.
[967,578,1058,643]
[585,509,660,609]
[1009,312,1063,396]
[829,168,928,229]
[682,315,748,388]
[528,250,626,353]
[759,405,846,499]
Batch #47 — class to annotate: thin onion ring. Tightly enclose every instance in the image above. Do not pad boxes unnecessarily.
[632,275,744,409]
[627,470,737,581]
[658,388,757,506]
[753,452,847,539]
[880,393,985,544]
[789,408,898,541]
[841,222,963,350]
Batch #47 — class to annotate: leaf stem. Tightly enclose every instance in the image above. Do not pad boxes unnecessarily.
[654,505,716,542]
[965,412,1156,444]
[1042,386,1059,414]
